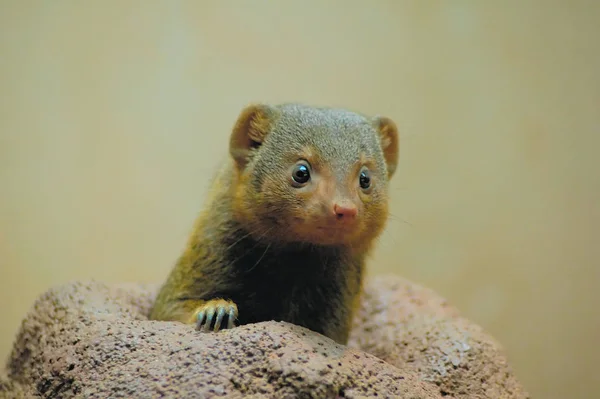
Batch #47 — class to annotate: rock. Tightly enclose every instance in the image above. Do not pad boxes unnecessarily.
[350,276,529,398]
[0,276,529,398]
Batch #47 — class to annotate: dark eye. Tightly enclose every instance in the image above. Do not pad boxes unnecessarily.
[292,163,311,186]
[359,168,371,190]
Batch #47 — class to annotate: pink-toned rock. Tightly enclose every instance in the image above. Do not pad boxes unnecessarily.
[1,275,528,398]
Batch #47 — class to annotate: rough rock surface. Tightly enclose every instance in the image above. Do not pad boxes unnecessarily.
[349,277,529,398]
[1,275,529,398]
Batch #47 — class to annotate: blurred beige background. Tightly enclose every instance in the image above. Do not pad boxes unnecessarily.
[1,1,598,398]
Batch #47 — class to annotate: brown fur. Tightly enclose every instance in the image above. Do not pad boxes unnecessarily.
[149,103,399,344]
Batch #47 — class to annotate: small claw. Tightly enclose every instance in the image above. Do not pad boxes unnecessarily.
[227,306,236,329]
[213,307,226,331]
[196,310,205,330]
[203,308,215,332]
[193,300,238,333]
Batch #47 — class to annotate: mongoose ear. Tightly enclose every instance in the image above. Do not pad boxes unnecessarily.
[229,104,278,168]
[372,116,399,178]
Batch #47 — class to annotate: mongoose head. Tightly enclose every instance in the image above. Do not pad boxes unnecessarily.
[229,103,399,252]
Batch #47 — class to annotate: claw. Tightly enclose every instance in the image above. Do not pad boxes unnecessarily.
[196,310,205,327]
[214,307,226,331]
[194,299,238,333]
[203,308,215,332]
[227,306,236,329]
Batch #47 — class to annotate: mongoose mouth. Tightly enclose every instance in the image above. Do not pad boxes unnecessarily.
[287,222,363,247]
[290,215,361,233]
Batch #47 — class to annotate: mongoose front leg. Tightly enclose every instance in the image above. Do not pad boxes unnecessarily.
[194,299,238,332]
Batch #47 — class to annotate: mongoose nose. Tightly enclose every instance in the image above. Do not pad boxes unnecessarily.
[333,203,358,220]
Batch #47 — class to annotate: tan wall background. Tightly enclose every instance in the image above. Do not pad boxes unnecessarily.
[1,2,598,398]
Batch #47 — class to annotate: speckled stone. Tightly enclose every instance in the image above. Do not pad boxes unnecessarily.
[1,276,529,398]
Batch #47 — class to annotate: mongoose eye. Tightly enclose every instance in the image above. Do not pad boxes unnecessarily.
[291,162,311,186]
[359,168,371,190]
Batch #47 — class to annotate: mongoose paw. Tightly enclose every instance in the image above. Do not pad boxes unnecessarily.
[195,299,238,332]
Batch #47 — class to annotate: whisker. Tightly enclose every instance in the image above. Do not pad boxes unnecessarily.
[388,213,413,227]
[231,226,276,266]
[256,226,276,242]
[225,229,254,251]
[247,243,271,273]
